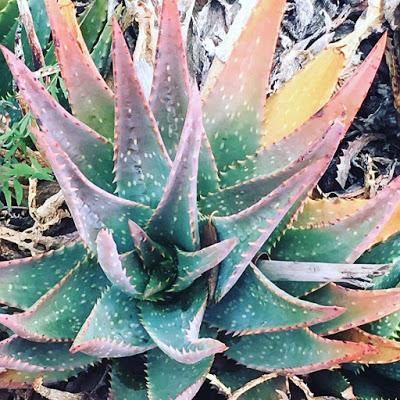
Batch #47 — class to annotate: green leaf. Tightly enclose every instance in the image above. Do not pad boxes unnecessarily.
[206,264,343,334]
[109,358,147,400]
[219,36,386,187]
[0,0,18,42]
[79,0,107,51]
[0,336,96,371]
[140,281,226,364]
[0,242,86,309]
[272,175,400,263]
[71,286,154,357]
[96,229,149,298]
[147,85,203,252]
[226,328,372,374]
[32,129,152,252]
[214,157,331,301]
[203,0,285,169]
[112,20,171,207]
[150,0,190,158]
[1,46,115,191]
[29,0,50,47]
[168,238,237,293]
[12,178,22,205]
[147,348,213,400]
[0,258,108,341]
[91,8,121,75]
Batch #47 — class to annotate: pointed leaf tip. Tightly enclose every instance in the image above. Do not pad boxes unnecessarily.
[96,229,147,297]
[203,0,286,168]
[44,0,114,138]
[140,282,226,364]
[214,152,336,301]
[147,84,203,251]
[33,128,151,252]
[0,46,115,192]
[226,328,374,374]
[112,18,171,206]
[150,0,190,158]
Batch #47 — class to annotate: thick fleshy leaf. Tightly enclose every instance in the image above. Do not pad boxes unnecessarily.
[294,198,366,227]
[128,220,168,267]
[146,348,213,400]
[109,358,147,400]
[201,122,345,215]
[225,328,373,374]
[79,0,108,51]
[336,328,400,364]
[169,238,238,292]
[219,34,386,187]
[0,242,85,309]
[34,130,152,252]
[203,0,285,169]
[308,370,354,398]
[0,259,108,341]
[0,47,114,191]
[198,132,220,196]
[373,363,400,382]
[272,175,400,263]
[359,232,400,266]
[71,286,154,357]
[147,85,203,252]
[366,308,400,340]
[139,281,226,364]
[149,0,190,158]
[96,229,148,297]
[217,366,287,400]
[0,336,95,372]
[213,155,332,301]
[262,48,344,147]
[275,282,325,298]
[112,19,171,206]
[57,0,91,58]
[206,264,343,335]
[91,11,116,75]
[0,0,18,43]
[44,0,115,139]
[306,283,400,335]
[296,198,400,248]
[127,220,175,298]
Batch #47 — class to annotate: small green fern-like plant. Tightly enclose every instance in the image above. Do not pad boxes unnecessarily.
[1,0,400,398]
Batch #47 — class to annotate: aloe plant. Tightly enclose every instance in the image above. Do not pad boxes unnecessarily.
[0,0,399,398]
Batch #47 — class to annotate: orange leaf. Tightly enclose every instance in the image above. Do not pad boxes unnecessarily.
[336,327,400,364]
[262,48,345,147]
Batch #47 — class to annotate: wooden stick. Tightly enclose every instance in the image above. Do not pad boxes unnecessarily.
[257,260,391,288]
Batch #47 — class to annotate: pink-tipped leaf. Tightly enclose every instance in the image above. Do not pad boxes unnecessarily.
[112,19,171,206]
[71,286,155,357]
[33,127,152,253]
[147,85,203,252]
[139,281,226,364]
[149,0,190,158]
[219,33,387,186]
[0,45,114,191]
[44,0,114,139]
[203,0,286,169]
[306,283,400,335]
